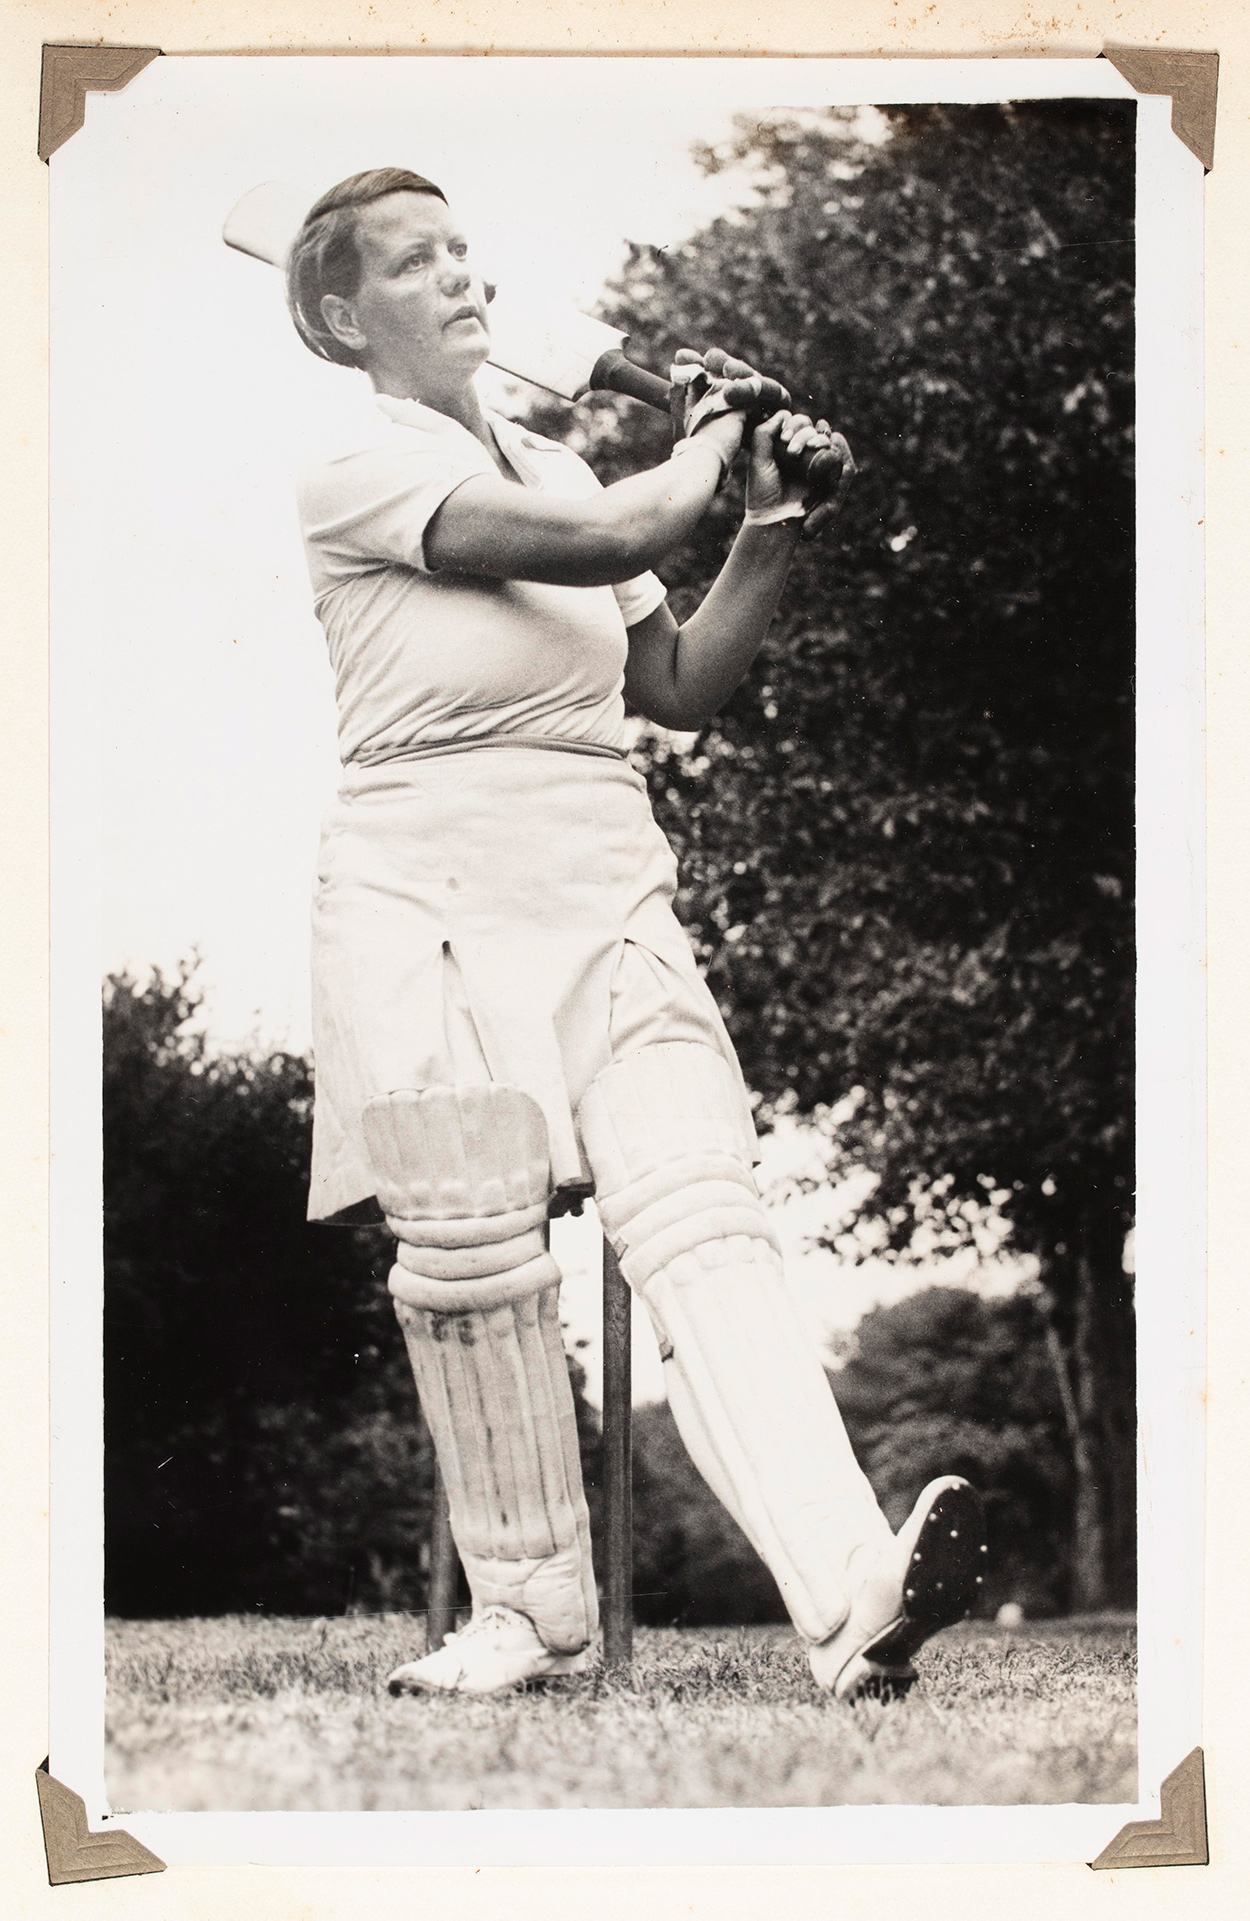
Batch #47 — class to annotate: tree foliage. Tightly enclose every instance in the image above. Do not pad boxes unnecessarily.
[558,100,1136,1602]
[104,964,431,1614]
[832,1287,1074,1615]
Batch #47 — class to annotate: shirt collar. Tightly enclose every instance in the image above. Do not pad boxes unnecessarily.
[374,393,551,485]
[374,392,470,438]
[486,411,548,485]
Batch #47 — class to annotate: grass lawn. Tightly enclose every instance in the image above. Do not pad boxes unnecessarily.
[105,1613,1136,1813]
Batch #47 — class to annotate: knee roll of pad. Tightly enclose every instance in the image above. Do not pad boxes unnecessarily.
[364,1087,563,1310]
[579,1044,778,1289]
[363,1084,597,1653]
[596,1159,782,1288]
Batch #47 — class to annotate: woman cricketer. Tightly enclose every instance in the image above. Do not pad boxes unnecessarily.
[284,167,985,1700]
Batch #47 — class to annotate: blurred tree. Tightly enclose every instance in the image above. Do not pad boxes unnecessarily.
[831,1287,1073,1616]
[106,963,432,1614]
[557,100,1136,1606]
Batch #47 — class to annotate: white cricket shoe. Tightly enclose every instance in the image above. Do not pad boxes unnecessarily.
[386,1605,595,1697]
[808,1476,986,1703]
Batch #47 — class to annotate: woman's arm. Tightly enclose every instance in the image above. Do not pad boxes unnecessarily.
[622,528,799,733]
[623,413,854,732]
[423,409,744,587]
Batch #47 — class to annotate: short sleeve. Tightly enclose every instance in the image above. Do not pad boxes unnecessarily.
[613,571,668,628]
[298,424,495,585]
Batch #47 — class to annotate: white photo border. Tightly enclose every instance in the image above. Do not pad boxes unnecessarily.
[47,52,1203,1867]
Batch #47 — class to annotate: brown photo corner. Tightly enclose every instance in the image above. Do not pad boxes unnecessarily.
[35,37,1214,1887]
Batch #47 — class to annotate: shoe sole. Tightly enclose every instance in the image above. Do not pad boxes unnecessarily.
[835,1480,987,1702]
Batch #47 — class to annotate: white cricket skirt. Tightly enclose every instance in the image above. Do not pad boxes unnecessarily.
[307,745,756,1220]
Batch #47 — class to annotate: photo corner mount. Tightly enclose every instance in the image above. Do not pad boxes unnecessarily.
[38,44,161,163]
[1102,48,1218,170]
[1090,1749,1208,1871]
[35,1763,166,1887]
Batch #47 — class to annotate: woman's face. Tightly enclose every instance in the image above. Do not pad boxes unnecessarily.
[326,192,491,397]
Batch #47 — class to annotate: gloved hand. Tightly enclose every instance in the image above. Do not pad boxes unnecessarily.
[746,410,857,542]
[668,346,793,479]
[797,421,856,542]
[670,347,791,436]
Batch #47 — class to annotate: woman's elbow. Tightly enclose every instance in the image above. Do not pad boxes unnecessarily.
[521,526,645,589]
[573,506,655,584]
[631,688,715,732]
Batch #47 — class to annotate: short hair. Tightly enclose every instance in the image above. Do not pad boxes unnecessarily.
[286,168,447,367]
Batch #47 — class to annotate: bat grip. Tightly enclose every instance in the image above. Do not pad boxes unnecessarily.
[588,348,672,412]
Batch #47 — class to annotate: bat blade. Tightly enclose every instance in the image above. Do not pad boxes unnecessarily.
[222,182,311,268]
[484,291,626,401]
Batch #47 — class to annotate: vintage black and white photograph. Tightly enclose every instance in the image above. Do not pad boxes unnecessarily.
[46,53,1204,1854]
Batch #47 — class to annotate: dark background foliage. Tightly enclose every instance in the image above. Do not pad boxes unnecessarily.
[104,964,419,1616]
[105,99,1136,1622]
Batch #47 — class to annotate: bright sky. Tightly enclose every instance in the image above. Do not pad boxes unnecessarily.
[53,59,1082,1393]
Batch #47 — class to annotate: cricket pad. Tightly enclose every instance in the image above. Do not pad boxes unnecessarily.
[579,1042,892,1645]
[363,1085,596,1653]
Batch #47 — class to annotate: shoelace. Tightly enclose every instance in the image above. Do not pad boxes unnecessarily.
[440,1605,521,1646]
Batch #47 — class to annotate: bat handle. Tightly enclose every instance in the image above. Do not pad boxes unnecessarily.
[587,348,672,412]
[587,346,840,494]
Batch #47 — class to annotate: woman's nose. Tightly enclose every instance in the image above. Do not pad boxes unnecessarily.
[441,259,471,294]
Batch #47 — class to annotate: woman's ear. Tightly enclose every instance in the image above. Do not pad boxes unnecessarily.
[320,292,367,355]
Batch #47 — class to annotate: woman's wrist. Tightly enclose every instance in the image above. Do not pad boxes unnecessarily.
[743,498,807,527]
[670,434,729,490]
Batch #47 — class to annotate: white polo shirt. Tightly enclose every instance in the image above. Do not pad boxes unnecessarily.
[297,395,667,766]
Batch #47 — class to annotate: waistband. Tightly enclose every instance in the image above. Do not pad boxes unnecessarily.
[349,734,629,770]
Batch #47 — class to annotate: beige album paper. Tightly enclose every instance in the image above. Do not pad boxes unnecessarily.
[4,4,1245,1917]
